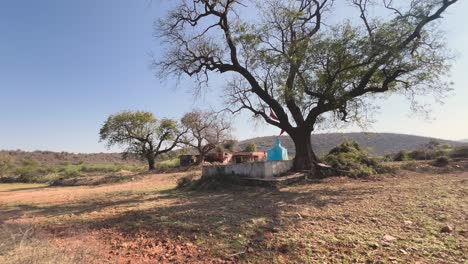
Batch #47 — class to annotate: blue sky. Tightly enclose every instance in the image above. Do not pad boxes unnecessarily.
[0,0,467,153]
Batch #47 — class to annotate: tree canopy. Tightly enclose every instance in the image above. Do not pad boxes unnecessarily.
[99,111,185,170]
[181,110,231,163]
[156,0,458,171]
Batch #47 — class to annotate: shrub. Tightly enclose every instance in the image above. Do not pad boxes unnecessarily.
[244,143,257,152]
[394,150,412,161]
[15,162,55,183]
[324,140,390,178]
[0,155,14,177]
[450,146,468,158]
[433,156,450,167]
[176,173,197,189]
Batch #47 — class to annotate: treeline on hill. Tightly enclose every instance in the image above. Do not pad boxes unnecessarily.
[0,150,186,184]
[389,140,468,162]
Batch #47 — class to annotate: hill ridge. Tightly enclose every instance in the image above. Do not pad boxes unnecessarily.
[239,132,463,156]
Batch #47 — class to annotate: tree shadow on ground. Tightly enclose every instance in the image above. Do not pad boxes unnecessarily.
[3,182,382,232]
[1,182,384,261]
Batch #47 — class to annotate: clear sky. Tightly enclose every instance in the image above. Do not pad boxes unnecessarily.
[0,0,467,153]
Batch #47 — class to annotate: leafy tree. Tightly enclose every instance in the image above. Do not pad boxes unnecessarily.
[244,143,257,152]
[222,140,239,152]
[181,110,231,164]
[0,154,14,177]
[156,0,458,174]
[99,111,185,170]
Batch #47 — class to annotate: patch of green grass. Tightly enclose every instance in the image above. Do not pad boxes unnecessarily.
[155,159,180,170]
[1,161,146,184]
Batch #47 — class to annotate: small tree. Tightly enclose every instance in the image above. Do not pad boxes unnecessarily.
[181,110,231,164]
[244,143,257,152]
[99,111,186,170]
[222,140,239,152]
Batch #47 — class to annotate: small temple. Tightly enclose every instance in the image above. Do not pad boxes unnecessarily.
[267,138,289,161]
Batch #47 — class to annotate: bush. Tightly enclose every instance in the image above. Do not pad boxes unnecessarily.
[176,173,197,189]
[394,150,412,161]
[433,156,450,167]
[450,146,468,158]
[244,143,257,152]
[324,140,391,178]
[0,155,14,177]
[15,161,55,183]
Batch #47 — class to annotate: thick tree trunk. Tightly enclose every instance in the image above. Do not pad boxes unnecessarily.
[291,129,322,177]
[148,158,156,171]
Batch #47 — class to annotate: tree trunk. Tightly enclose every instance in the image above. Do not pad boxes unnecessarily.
[148,158,156,171]
[196,154,205,165]
[291,129,322,177]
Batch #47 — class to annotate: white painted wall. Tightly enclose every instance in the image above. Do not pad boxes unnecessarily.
[202,160,293,179]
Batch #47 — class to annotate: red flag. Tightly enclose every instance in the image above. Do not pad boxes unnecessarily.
[269,109,279,121]
[270,108,285,136]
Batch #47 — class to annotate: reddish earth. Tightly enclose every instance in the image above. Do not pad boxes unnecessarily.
[1,169,467,263]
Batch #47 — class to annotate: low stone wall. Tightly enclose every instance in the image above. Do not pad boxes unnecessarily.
[202,160,294,179]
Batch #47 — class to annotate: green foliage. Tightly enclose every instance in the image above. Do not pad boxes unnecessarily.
[394,150,412,161]
[2,158,145,184]
[324,140,390,178]
[100,111,181,170]
[450,146,468,158]
[221,140,239,152]
[0,155,14,177]
[244,143,257,152]
[433,156,450,167]
[392,140,455,161]
[155,159,180,170]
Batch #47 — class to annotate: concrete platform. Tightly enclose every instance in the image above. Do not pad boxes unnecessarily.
[239,172,306,188]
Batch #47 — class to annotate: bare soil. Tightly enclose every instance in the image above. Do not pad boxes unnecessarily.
[1,169,467,263]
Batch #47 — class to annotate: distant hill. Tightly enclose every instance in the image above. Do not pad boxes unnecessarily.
[460,139,468,143]
[239,132,463,156]
[1,133,463,165]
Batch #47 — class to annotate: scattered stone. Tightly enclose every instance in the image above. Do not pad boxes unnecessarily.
[404,220,413,226]
[399,249,408,255]
[247,247,254,253]
[296,213,303,219]
[382,234,397,242]
[441,224,453,233]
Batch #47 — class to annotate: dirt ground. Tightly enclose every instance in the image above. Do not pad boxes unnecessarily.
[0,170,467,263]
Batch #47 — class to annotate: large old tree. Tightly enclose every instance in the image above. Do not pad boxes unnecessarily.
[157,0,458,172]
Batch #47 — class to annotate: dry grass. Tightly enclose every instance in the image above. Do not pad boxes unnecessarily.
[0,183,47,192]
[0,169,467,263]
[0,224,100,264]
